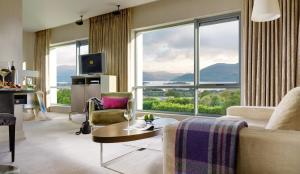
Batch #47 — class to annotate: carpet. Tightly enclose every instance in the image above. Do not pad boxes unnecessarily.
[0,113,163,174]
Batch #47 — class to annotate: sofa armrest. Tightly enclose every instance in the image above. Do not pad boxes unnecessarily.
[237,128,300,174]
[87,100,95,120]
[226,106,275,120]
[163,123,179,174]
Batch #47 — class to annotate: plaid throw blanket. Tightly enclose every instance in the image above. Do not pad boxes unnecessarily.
[175,117,248,174]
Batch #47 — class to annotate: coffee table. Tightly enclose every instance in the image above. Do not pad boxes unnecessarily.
[92,118,178,173]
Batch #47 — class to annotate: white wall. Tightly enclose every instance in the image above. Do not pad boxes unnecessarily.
[23,31,35,70]
[0,0,24,141]
[47,0,242,44]
[51,20,89,45]
[0,0,23,75]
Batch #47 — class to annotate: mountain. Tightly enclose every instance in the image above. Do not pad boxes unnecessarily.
[200,63,239,82]
[57,65,76,83]
[172,63,239,82]
[171,73,194,81]
[143,71,183,81]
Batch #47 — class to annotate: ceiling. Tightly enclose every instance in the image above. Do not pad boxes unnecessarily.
[23,0,157,32]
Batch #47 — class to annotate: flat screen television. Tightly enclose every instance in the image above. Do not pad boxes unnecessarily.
[80,53,106,75]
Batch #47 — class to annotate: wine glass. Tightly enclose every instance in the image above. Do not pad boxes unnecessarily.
[0,69,10,85]
[124,110,133,131]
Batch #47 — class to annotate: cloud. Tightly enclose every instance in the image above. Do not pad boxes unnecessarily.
[144,54,194,73]
[54,44,77,66]
[199,21,239,50]
[139,20,239,73]
[142,23,194,62]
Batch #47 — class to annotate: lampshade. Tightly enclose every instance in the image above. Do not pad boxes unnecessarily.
[251,0,281,22]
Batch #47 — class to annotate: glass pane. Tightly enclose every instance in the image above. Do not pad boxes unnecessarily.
[50,87,71,105]
[137,88,194,113]
[55,44,76,87]
[136,24,194,86]
[80,44,89,55]
[198,88,240,115]
[49,43,76,105]
[199,20,239,84]
[57,87,71,105]
[49,88,57,105]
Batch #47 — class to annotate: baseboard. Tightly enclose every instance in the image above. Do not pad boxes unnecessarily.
[49,105,71,113]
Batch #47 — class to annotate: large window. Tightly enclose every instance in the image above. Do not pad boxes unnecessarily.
[49,40,88,105]
[135,13,240,116]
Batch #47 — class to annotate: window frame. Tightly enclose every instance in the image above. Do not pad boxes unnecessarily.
[49,39,88,106]
[134,13,241,116]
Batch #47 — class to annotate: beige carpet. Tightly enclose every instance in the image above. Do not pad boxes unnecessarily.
[0,113,163,174]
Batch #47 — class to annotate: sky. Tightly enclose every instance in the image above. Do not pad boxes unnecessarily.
[51,44,89,67]
[142,20,239,73]
[54,44,76,66]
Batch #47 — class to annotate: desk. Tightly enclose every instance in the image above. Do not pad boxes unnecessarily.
[0,89,35,141]
[0,89,35,114]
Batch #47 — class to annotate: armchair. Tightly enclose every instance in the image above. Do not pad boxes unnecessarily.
[89,92,134,125]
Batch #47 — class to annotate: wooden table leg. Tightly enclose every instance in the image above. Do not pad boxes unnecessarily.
[9,124,15,162]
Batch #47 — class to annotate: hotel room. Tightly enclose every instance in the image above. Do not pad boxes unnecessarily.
[0,0,299,173]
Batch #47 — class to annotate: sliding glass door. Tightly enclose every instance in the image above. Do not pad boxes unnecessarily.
[49,40,88,106]
[197,15,241,115]
[135,13,241,116]
[135,23,195,114]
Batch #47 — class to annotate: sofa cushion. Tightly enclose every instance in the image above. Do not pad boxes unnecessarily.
[266,87,300,130]
[91,109,127,125]
[102,96,128,109]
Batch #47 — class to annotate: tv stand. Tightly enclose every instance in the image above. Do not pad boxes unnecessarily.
[70,75,116,118]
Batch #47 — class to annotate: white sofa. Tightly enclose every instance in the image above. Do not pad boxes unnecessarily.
[163,106,300,174]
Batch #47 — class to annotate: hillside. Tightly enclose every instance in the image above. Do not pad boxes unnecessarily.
[143,71,183,81]
[172,63,239,82]
[144,63,239,82]
[57,65,76,83]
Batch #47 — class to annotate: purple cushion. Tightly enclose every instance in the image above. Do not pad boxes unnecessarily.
[102,96,129,109]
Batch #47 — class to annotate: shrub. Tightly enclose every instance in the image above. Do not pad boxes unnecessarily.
[165,97,193,105]
[57,89,71,105]
[143,98,159,110]
[198,105,225,115]
[151,102,194,113]
[142,89,240,115]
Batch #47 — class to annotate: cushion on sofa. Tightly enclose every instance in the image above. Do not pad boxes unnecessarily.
[91,109,127,125]
[102,96,128,109]
[265,87,300,130]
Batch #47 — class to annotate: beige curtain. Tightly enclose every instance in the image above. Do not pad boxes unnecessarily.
[34,29,51,107]
[89,9,132,92]
[243,0,300,106]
